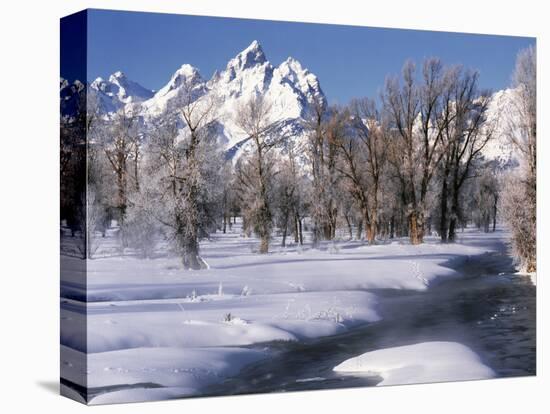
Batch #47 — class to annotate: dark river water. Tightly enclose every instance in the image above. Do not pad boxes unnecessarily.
[202,247,536,397]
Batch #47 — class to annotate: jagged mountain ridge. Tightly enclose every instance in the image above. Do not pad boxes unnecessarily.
[85,40,325,158]
[89,71,154,114]
[61,40,516,166]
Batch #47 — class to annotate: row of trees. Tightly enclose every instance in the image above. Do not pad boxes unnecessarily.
[295,58,497,249]
[60,48,536,272]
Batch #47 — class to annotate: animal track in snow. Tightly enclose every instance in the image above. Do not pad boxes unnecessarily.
[406,260,428,286]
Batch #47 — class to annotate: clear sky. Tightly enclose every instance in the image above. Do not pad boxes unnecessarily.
[73,9,535,105]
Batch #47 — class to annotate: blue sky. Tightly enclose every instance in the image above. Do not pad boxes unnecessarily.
[76,9,534,104]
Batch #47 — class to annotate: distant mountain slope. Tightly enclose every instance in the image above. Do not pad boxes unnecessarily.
[481,88,519,168]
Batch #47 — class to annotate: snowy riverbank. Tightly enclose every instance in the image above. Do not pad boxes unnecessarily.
[61,224,511,404]
[333,341,495,386]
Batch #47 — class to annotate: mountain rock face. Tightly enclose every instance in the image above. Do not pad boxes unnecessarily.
[61,40,516,166]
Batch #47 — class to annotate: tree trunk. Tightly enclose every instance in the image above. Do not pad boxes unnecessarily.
[370,188,379,244]
[298,216,303,245]
[367,210,377,245]
[133,150,140,192]
[344,214,353,240]
[362,205,372,243]
[294,213,299,243]
[356,218,363,241]
[259,234,269,254]
[182,238,205,270]
[366,225,374,244]
[439,174,449,242]
[448,186,459,242]
[117,170,127,224]
[409,210,424,245]
[281,210,289,247]
[448,215,457,242]
[492,194,498,232]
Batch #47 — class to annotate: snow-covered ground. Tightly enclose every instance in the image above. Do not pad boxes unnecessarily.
[333,341,495,386]
[61,222,507,404]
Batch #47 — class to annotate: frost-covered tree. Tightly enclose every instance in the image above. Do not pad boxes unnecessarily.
[273,141,303,247]
[123,179,159,258]
[337,98,388,243]
[384,59,469,244]
[235,95,283,253]
[502,174,535,272]
[384,61,423,244]
[470,168,499,233]
[92,106,141,224]
[174,81,221,268]
[82,187,105,259]
[437,68,495,242]
[144,85,224,269]
[219,162,237,234]
[303,97,341,244]
[502,46,536,272]
[60,90,88,241]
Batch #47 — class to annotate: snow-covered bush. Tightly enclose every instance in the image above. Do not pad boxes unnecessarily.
[122,203,158,259]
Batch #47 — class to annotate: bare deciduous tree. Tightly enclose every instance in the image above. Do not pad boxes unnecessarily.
[94,106,141,224]
[304,96,341,244]
[140,79,222,269]
[340,98,389,243]
[384,59,463,244]
[438,68,495,242]
[235,95,283,253]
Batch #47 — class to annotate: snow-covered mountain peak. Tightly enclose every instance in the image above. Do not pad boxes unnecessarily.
[226,40,268,75]
[88,72,153,114]
[159,64,204,95]
[175,64,202,79]
[142,64,208,115]
[276,57,319,90]
[109,70,127,83]
[90,76,108,92]
[141,41,327,157]
[279,56,303,73]
[108,72,153,104]
[272,56,325,110]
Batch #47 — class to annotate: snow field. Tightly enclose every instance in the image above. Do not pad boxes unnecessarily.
[61,225,503,403]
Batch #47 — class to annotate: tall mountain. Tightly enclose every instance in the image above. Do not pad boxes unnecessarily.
[61,40,517,167]
[83,40,326,158]
[89,71,154,113]
[206,41,325,157]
